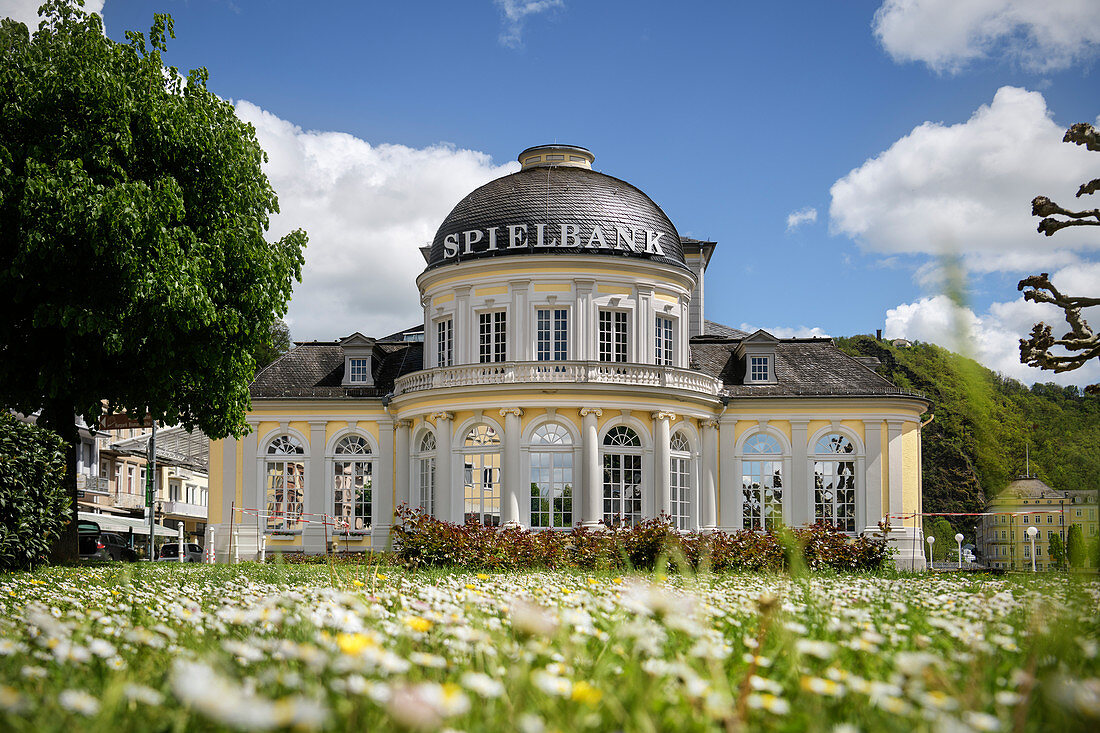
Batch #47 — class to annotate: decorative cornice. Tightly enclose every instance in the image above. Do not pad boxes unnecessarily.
[499,408,524,418]
[651,410,676,422]
[579,407,603,418]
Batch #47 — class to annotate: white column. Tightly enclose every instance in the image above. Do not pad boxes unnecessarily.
[372,418,394,548]
[395,420,411,513]
[432,412,455,522]
[701,419,719,529]
[636,285,654,364]
[653,411,673,518]
[580,407,602,528]
[863,420,884,532]
[886,420,905,521]
[500,408,523,527]
[789,420,810,526]
[718,417,737,530]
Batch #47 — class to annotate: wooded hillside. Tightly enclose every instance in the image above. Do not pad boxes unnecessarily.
[835,336,1100,531]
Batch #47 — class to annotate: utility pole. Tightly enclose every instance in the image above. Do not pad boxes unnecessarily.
[146,418,157,560]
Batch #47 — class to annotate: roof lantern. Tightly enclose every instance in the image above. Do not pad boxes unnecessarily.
[518,144,594,170]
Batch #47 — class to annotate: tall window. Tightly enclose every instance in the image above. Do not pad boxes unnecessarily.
[670,431,691,530]
[655,316,674,366]
[417,432,436,516]
[742,433,783,530]
[603,426,642,526]
[265,435,305,532]
[348,358,369,383]
[536,308,569,361]
[479,312,507,363]
[437,318,453,368]
[463,425,501,525]
[813,433,856,532]
[598,310,628,362]
[333,435,372,533]
[530,424,573,528]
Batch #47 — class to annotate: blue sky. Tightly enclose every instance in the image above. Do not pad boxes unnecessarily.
[6,0,1099,385]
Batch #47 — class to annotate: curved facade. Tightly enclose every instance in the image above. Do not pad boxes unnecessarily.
[208,144,931,568]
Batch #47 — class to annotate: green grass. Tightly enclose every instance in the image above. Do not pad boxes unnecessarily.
[0,564,1097,731]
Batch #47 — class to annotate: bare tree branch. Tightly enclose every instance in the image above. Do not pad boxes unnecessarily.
[1021,123,1099,393]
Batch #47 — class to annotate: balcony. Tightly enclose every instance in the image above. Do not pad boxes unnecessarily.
[77,475,110,493]
[161,501,207,519]
[394,361,721,397]
[112,492,146,510]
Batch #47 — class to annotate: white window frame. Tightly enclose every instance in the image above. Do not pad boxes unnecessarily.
[262,434,307,534]
[655,315,674,366]
[348,358,370,383]
[602,425,643,526]
[535,307,569,361]
[749,355,770,382]
[740,432,785,531]
[436,318,453,368]
[670,431,692,530]
[415,431,437,516]
[810,431,863,534]
[478,310,507,363]
[330,433,374,534]
[598,308,629,363]
[528,423,575,529]
[463,424,501,525]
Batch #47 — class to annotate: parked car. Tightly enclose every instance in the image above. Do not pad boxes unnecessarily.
[156,543,204,563]
[100,533,138,562]
[78,520,106,561]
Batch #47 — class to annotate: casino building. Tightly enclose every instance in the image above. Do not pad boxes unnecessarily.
[207,145,930,567]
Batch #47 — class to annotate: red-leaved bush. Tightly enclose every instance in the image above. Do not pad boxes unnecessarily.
[392,505,891,572]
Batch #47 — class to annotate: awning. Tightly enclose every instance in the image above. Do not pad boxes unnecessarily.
[78,511,177,538]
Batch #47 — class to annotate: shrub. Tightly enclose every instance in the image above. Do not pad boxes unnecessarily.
[0,411,71,570]
[392,505,891,573]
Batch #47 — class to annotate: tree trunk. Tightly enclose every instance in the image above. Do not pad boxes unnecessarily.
[40,399,79,564]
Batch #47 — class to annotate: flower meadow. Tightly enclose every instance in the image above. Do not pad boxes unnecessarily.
[0,564,1097,732]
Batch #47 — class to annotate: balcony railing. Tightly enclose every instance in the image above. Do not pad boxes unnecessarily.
[394,361,721,397]
[161,501,207,519]
[112,492,146,510]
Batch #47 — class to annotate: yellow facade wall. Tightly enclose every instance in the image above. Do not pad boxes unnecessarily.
[208,439,224,525]
[902,424,920,514]
[474,285,509,297]
[532,283,572,293]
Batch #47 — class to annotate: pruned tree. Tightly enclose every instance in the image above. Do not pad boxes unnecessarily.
[1019,123,1099,393]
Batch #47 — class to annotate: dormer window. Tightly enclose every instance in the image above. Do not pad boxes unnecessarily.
[340,332,376,387]
[349,358,369,383]
[750,355,770,381]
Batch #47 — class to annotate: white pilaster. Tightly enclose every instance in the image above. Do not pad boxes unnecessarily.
[431,412,455,523]
[700,419,719,529]
[789,420,810,526]
[718,417,737,530]
[636,284,654,364]
[395,420,411,513]
[303,421,328,554]
[576,280,594,361]
[863,420,884,532]
[580,407,602,528]
[500,408,523,527]
[886,420,904,522]
[653,411,673,518]
[455,285,471,364]
[512,281,530,362]
[372,418,394,549]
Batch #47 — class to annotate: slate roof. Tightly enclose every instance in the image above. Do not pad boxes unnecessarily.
[426,166,687,271]
[702,320,749,339]
[250,340,422,399]
[689,337,921,398]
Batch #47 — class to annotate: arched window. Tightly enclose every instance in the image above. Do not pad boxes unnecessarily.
[742,433,783,531]
[530,424,574,528]
[670,431,692,530]
[813,433,857,532]
[416,432,437,516]
[603,426,642,526]
[463,425,501,526]
[333,435,372,533]
[265,435,304,532]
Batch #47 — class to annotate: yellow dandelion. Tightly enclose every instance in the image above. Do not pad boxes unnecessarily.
[376,573,388,581]
[352,580,365,588]
[477,573,490,581]
[571,681,603,706]
[405,616,433,633]
[336,632,377,655]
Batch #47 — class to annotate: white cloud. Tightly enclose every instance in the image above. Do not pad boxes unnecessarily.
[234,101,517,341]
[830,86,1097,274]
[739,324,831,340]
[873,0,1100,73]
[0,0,104,28]
[786,207,818,232]
[494,0,564,49]
[884,262,1100,386]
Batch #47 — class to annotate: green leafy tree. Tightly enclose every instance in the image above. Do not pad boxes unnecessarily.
[1049,533,1066,569]
[0,2,306,560]
[924,517,958,562]
[253,319,293,371]
[1066,524,1085,568]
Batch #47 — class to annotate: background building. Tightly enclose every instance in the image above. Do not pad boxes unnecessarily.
[208,145,930,566]
[977,475,1098,570]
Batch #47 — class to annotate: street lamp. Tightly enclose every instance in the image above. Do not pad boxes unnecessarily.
[1026,526,1038,572]
[955,533,964,569]
[926,535,935,569]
